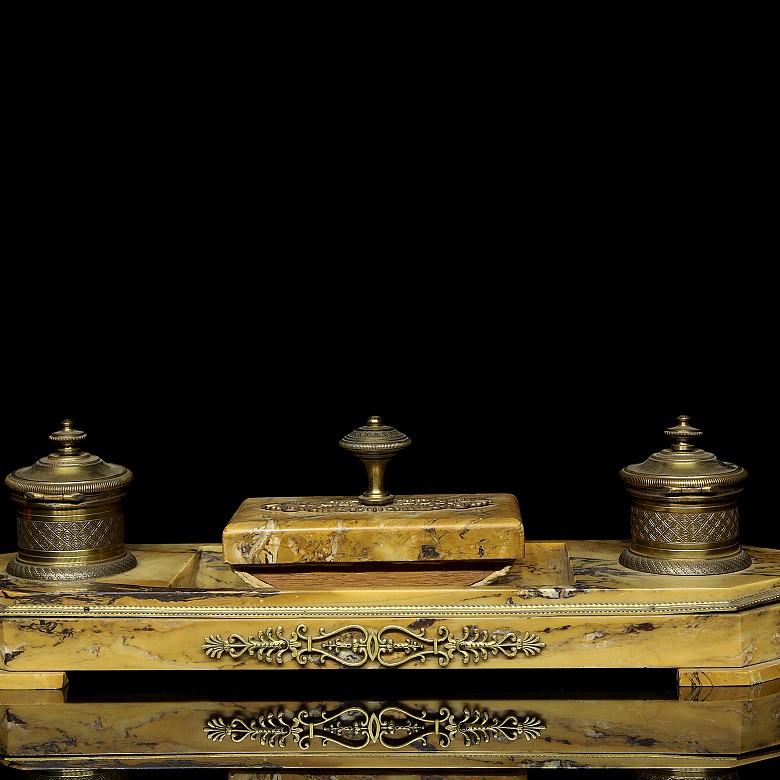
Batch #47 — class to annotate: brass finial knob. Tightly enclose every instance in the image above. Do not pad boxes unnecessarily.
[665,414,703,452]
[339,415,411,505]
[50,418,88,456]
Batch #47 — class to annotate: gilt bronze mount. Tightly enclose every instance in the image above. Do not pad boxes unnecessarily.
[4,419,136,581]
[619,415,751,575]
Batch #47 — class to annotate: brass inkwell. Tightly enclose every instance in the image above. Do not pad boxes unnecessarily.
[4,419,137,581]
[619,414,751,575]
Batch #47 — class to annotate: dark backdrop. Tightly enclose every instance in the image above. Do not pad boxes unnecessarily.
[2,12,777,780]
[1,300,775,556]
[3,5,773,558]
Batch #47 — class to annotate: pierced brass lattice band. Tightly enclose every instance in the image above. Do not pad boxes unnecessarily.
[205,703,545,749]
[202,624,545,668]
[628,506,740,544]
[16,514,126,552]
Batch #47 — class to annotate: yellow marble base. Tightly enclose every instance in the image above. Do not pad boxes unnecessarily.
[2,683,780,771]
[2,540,780,689]
[222,493,524,587]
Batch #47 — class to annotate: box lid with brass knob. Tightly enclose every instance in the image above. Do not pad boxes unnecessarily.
[222,415,524,588]
[4,419,137,581]
[618,414,751,575]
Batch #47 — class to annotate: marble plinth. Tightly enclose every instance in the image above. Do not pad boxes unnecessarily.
[2,683,780,771]
[222,493,524,587]
[1,540,780,689]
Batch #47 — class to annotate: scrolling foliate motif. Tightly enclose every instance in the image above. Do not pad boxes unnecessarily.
[204,704,546,749]
[201,624,545,668]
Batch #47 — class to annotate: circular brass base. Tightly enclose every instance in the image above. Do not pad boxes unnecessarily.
[5,550,138,581]
[618,547,752,575]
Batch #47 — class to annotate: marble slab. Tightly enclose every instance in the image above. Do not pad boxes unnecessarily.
[222,493,524,587]
[1,540,780,688]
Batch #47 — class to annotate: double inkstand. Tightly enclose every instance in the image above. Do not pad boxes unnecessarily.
[1,414,778,777]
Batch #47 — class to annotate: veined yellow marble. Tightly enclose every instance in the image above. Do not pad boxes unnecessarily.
[223,493,524,565]
[2,691,779,771]
[1,540,779,687]
[0,671,67,690]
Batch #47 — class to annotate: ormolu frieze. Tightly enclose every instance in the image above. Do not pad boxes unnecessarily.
[202,625,546,668]
[205,704,546,749]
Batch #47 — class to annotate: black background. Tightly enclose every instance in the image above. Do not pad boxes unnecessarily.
[2,11,777,778]
[1,293,775,554]
[2,17,774,556]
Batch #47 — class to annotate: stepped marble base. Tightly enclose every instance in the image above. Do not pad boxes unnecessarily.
[1,540,780,689]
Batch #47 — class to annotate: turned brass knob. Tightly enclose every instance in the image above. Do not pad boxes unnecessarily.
[339,415,411,505]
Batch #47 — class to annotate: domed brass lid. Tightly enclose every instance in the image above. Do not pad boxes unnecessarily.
[620,415,747,492]
[5,418,133,499]
[339,415,411,456]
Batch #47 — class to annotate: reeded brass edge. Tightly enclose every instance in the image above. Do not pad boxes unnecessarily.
[5,551,137,581]
[618,548,753,576]
[5,475,132,495]
[620,471,747,490]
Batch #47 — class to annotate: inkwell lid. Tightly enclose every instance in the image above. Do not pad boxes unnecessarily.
[619,415,747,491]
[5,418,133,499]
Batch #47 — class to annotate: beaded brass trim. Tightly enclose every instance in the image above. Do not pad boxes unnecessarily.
[201,625,545,667]
[260,496,493,512]
[204,704,546,748]
[4,584,780,618]
[635,773,739,780]
[25,773,124,779]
